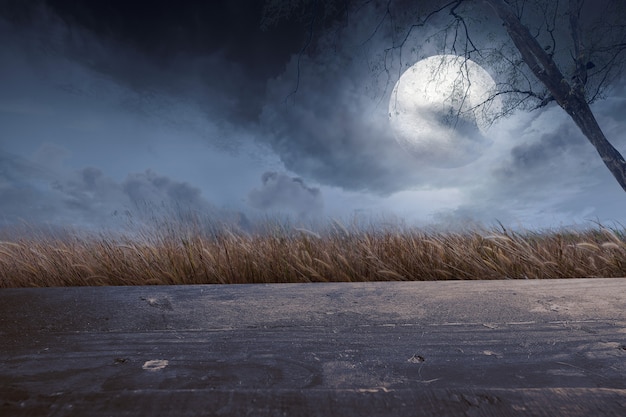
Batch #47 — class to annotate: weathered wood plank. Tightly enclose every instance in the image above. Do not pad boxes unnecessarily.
[1,278,626,416]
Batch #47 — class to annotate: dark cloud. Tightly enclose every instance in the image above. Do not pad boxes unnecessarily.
[0,151,79,226]
[0,0,434,195]
[40,0,305,73]
[599,84,626,126]
[259,3,430,194]
[248,171,323,218]
[429,101,626,227]
[482,118,599,220]
[122,170,206,210]
[0,0,308,125]
[0,0,502,196]
[0,150,48,182]
[261,85,420,193]
[0,151,247,230]
[2,0,626,230]
[494,122,589,184]
[256,1,516,194]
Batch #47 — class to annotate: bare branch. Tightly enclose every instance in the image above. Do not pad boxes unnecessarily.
[449,1,481,58]
[569,0,588,90]
[391,0,462,51]
[359,0,392,46]
[287,0,319,99]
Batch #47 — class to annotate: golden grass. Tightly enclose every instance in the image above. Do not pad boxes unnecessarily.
[1,219,626,287]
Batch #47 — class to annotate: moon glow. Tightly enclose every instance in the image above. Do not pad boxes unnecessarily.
[389,55,499,168]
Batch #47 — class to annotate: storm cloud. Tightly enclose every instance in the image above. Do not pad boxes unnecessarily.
[1,0,444,195]
[0,0,307,126]
[259,2,427,194]
[248,171,323,219]
[429,101,626,227]
[0,150,230,229]
[1,0,626,230]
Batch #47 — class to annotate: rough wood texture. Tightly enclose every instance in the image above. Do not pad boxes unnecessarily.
[1,278,626,416]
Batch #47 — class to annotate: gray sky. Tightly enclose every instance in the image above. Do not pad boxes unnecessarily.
[1,0,625,232]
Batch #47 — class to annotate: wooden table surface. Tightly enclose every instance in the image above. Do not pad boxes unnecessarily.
[1,278,626,416]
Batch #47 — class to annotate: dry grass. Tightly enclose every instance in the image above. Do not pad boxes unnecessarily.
[1,219,626,287]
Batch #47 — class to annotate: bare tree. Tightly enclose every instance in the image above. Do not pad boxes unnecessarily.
[263,0,626,192]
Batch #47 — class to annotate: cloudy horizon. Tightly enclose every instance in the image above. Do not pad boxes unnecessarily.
[1,0,626,234]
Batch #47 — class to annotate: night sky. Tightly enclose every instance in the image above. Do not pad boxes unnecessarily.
[1,0,625,231]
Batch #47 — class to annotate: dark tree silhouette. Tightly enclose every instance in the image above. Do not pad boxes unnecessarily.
[263,0,626,192]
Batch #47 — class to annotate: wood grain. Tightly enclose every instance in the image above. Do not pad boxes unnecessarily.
[1,278,626,416]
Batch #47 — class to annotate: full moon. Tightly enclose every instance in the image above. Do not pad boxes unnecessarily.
[389,54,499,168]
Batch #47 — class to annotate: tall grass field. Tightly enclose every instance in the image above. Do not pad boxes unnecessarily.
[1,218,626,287]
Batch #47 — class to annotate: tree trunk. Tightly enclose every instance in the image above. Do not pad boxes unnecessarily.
[484,0,626,193]
[563,95,626,192]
